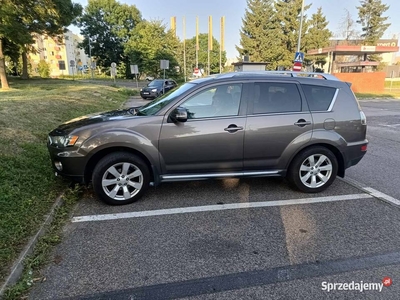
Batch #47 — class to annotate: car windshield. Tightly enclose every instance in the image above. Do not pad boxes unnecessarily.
[138,82,196,116]
[148,80,164,87]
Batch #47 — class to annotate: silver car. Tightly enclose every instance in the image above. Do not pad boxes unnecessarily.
[47,71,368,205]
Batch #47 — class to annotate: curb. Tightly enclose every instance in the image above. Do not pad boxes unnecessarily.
[0,194,65,297]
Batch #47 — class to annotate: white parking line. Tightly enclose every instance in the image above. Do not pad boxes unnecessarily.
[339,178,400,207]
[72,193,372,223]
[364,187,400,206]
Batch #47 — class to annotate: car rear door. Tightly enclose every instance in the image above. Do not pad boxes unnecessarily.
[243,81,313,171]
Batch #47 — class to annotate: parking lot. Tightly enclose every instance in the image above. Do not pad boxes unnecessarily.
[29,99,400,300]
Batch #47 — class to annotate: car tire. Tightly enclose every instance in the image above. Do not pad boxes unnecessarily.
[287,146,338,193]
[92,152,150,205]
[141,96,147,100]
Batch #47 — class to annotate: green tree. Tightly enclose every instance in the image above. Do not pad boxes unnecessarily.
[38,60,50,78]
[183,33,227,76]
[77,0,142,78]
[0,0,82,88]
[125,20,181,79]
[305,7,332,67]
[357,0,390,45]
[236,0,282,69]
[274,0,312,68]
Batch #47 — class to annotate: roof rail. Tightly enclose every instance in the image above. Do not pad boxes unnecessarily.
[264,71,339,81]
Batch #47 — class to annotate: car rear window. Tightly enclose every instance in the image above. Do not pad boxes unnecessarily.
[302,85,337,111]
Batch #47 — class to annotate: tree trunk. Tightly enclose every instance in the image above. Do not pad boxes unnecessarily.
[21,50,29,79]
[0,38,10,90]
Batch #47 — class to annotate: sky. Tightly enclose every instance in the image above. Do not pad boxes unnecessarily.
[70,0,400,59]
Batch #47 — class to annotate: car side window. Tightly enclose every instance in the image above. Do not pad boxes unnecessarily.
[181,84,242,119]
[253,82,302,114]
[301,85,337,111]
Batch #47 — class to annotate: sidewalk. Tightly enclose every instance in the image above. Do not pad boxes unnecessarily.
[121,96,149,108]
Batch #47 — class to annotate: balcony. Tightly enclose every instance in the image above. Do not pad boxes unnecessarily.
[55,55,62,59]
[54,46,61,51]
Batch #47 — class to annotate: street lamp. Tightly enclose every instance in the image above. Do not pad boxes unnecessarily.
[297,0,305,53]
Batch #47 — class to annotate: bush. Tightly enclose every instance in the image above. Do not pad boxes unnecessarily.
[37,60,50,78]
[118,87,139,96]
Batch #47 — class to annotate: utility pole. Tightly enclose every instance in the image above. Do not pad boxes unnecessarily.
[183,16,187,82]
[196,16,199,69]
[88,36,94,79]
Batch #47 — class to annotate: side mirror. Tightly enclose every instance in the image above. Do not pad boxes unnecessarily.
[171,107,188,123]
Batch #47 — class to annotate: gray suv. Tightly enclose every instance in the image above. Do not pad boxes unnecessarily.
[47,72,368,205]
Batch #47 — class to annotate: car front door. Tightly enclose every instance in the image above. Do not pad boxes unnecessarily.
[158,83,248,174]
[244,81,313,170]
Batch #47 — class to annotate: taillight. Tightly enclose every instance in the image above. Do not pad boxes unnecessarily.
[361,145,367,152]
[360,111,367,125]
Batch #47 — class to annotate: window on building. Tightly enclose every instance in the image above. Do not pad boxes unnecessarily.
[58,60,66,70]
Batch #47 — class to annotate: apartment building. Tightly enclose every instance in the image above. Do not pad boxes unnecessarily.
[29,30,91,77]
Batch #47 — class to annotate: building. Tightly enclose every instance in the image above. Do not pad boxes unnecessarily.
[232,61,269,72]
[29,30,91,77]
[307,39,399,74]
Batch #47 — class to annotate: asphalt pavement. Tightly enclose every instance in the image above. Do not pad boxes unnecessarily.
[28,99,400,300]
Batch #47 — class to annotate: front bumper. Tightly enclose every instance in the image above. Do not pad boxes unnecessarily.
[47,144,86,183]
[140,91,158,99]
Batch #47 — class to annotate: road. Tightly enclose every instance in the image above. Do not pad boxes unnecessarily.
[29,99,400,300]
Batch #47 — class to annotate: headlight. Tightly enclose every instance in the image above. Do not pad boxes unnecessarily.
[151,88,157,92]
[140,88,142,91]
[49,135,79,147]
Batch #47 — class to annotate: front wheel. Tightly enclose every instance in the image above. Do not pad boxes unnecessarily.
[92,152,150,205]
[287,147,338,193]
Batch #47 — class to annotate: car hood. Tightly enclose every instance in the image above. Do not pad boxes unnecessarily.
[49,108,140,135]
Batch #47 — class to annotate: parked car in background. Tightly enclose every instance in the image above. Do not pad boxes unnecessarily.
[145,76,154,81]
[140,79,177,100]
[47,71,368,205]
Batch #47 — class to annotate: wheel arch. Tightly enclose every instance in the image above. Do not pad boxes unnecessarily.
[84,147,156,184]
[287,143,345,178]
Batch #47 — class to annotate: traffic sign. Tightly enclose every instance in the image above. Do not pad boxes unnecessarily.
[293,61,302,72]
[294,52,305,63]
[70,60,75,67]
[130,64,139,74]
[194,68,199,74]
[160,60,169,70]
[111,62,117,69]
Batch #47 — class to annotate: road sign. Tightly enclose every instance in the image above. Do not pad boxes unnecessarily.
[160,60,169,70]
[130,64,139,74]
[194,68,199,74]
[294,52,305,63]
[111,62,117,69]
[91,61,96,69]
[293,61,302,72]
[70,60,75,67]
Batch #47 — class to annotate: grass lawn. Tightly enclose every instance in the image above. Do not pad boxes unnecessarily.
[0,78,132,284]
[355,90,400,99]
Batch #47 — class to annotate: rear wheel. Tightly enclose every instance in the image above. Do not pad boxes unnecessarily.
[287,146,338,193]
[92,152,150,205]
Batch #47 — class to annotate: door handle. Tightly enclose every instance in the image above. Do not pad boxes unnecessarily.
[294,119,311,127]
[224,125,243,133]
